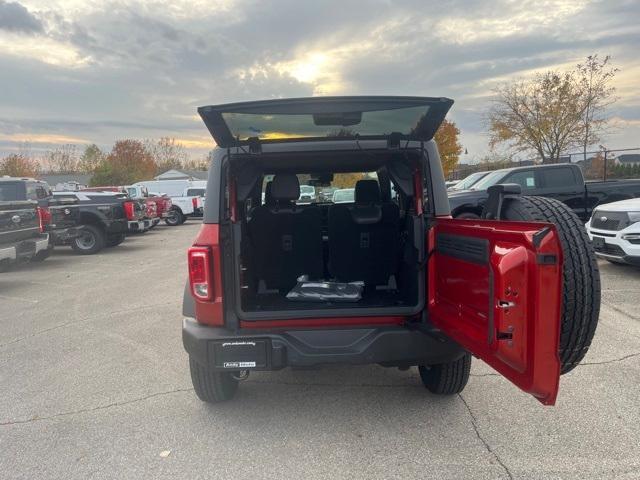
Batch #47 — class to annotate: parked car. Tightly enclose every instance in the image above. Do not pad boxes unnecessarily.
[52,191,140,254]
[448,171,490,191]
[444,180,459,189]
[318,186,336,202]
[82,186,159,230]
[160,189,204,226]
[133,180,207,197]
[0,188,50,270]
[147,193,173,220]
[447,163,640,221]
[0,177,80,251]
[182,96,600,406]
[586,197,640,266]
[298,185,316,204]
[331,188,355,203]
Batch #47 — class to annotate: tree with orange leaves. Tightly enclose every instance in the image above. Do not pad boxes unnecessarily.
[434,119,463,176]
[91,140,156,186]
[0,154,40,177]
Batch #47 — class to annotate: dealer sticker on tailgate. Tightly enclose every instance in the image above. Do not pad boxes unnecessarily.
[212,340,268,369]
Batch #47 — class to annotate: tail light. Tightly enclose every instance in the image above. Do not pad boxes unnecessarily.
[188,246,212,301]
[123,201,136,220]
[192,197,198,209]
[37,206,52,233]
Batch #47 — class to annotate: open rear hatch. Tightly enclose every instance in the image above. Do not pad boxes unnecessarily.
[198,96,453,147]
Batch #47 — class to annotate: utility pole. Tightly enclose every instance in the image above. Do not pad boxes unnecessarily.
[603,149,608,181]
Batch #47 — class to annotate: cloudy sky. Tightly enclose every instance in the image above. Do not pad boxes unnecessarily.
[1,0,639,162]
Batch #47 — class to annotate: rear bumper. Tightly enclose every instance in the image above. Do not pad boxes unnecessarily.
[182,318,465,370]
[127,220,149,232]
[0,233,49,262]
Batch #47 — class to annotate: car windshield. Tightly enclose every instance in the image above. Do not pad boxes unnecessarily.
[468,170,508,190]
[300,185,314,194]
[451,172,487,190]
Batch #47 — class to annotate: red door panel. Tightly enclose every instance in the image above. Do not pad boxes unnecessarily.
[428,218,563,405]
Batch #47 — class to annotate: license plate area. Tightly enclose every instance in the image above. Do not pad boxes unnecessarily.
[592,236,605,249]
[211,339,269,369]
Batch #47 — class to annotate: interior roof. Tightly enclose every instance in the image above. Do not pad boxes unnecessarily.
[230,148,420,173]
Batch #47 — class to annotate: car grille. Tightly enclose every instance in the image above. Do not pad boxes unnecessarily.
[593,242,626,257]
[590,210,629,231]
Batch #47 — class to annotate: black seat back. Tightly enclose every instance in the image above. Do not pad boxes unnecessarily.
[328,179,399,285]
[247,174,323,292]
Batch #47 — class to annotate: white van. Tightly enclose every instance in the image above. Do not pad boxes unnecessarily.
[133,180,193,197]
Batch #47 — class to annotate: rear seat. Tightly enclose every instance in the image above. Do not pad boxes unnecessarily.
[328,179,400,286]
[247,174,323,293]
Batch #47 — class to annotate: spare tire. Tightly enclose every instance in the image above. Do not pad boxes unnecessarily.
[501,196,600,374]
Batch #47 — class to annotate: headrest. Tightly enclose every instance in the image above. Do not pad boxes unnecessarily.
[271,174,300,201]
[355,180,380,204]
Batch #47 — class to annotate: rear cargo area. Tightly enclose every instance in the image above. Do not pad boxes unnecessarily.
[225,149,426,319]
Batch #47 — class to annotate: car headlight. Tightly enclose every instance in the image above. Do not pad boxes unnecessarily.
[628,212,640,222]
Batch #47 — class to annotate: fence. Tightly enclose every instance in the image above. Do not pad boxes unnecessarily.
[448,147,640,182]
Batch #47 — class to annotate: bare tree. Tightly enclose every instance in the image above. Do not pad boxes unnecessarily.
[44,144,79,173]
[575,55,618,162]
[145,137,188,174]
[487,55,618,163]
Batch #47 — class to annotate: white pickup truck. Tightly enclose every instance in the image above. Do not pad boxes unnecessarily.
[132,180,205,226]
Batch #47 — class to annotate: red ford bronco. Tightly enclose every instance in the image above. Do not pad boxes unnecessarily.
[182,96,600,405]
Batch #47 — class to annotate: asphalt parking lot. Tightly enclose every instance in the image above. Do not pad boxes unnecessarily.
[1,223,639,480]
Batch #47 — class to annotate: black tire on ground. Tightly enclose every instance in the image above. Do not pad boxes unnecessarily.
[455,211,480,219]
[106,233,126,247]
[189,357,239,403]
[501,196,601,374]
[165,208,184,226]
[419,353,471,395]
[179,215,188,224]
[31,249,52,262]
[70,224,105,255]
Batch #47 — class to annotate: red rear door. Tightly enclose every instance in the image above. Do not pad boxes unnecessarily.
[428,218,563,405]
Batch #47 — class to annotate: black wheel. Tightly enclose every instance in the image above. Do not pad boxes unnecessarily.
[106,233,126,247]
[70,224,105,255]
[179,215,188,224]
[455,211,480,219]
[502,196,601,374]
[31,249,52,262]
[419,353,471,395]
[189,357,238,403]
[165,208,184,226]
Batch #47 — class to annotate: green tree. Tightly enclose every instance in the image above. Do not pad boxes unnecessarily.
[78,144,104,174]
